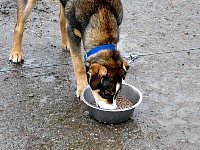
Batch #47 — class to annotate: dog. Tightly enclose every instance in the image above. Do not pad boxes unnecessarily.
[9,0,129,109]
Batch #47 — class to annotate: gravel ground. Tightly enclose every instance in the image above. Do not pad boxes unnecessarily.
[0,0,200,149]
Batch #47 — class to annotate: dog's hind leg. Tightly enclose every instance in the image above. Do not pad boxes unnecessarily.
[59,1,69,50]
[9,0,37,63]
[59,1,82,50]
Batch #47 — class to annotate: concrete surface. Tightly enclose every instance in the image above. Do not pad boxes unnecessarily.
[0,0,200,149]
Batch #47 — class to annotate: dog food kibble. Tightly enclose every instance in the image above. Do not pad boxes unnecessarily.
[116,96,134,109]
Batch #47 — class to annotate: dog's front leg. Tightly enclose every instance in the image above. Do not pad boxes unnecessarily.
[9,0,37,63]
[67,30,88,97]
[70,46,88,97]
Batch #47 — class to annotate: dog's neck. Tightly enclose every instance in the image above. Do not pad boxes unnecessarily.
[82,7,119,53]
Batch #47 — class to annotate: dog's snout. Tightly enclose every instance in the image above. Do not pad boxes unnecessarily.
[104,90,110,96]
[104,90,114,96]
[102,90,115,101]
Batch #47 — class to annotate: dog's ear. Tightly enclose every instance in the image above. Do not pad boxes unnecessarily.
[87,63,107,89]
[123,60,129,72]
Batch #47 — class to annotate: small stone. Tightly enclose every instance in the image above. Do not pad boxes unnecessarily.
[3,77,9,81]
[28,93,34,97]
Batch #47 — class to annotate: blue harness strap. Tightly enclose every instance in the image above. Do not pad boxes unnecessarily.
[84,44,116,61]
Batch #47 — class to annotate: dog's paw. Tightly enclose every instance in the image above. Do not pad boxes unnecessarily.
[61,38,70,51]
[9,50,24,63]
[76,89,82,98]
[61,43,69,51]
[76,83,88,98]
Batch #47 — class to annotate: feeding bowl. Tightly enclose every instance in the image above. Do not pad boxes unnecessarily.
[80,82,142,123]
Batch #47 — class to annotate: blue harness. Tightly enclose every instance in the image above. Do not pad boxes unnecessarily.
[84,44,116,61]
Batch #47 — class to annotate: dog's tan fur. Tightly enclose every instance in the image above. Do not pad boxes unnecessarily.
[9,0,128,109]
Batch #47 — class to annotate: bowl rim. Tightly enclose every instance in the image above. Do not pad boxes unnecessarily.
[80,82,143,112]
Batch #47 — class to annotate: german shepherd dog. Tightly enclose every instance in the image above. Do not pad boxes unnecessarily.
[9,0,129,109]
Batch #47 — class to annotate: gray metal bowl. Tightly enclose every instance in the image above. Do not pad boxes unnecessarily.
[80,82,142,123]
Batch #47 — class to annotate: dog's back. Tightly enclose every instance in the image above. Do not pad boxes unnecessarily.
[61,0,122,24]
[61,0,123,49]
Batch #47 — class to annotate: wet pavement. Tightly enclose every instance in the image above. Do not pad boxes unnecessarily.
[0,0,200,149]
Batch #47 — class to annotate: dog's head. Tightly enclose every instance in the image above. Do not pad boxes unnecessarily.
[85,51,129,109]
